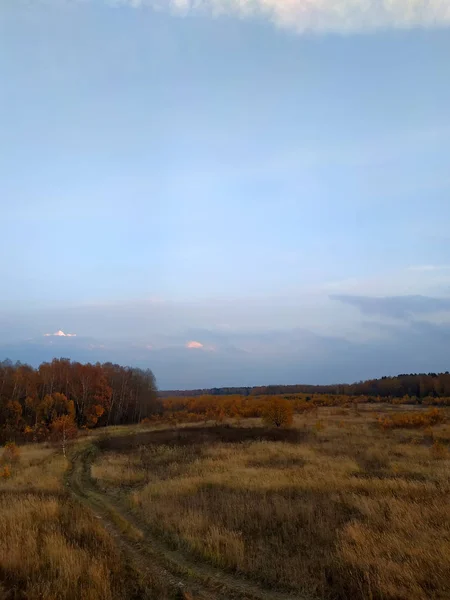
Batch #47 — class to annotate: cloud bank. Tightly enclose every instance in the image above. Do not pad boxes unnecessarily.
[331,295,450,320]
[4,288,450,388]
[110,0,450,33]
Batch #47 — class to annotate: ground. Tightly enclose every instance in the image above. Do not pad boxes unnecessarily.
[1,404,449,600]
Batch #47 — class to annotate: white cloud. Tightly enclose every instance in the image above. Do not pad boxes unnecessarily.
[322,265,450,297]
[408,265,450,272]
[108,0,450,33]
[44,329,77,337]
[186,340,204,349]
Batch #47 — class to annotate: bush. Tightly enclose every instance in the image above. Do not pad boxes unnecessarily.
[0,465,11,479]
[262,398,294,428]
[378,408,446,430]
[1,442,21,464]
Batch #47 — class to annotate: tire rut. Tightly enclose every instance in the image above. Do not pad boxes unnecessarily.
[66,444,305,600]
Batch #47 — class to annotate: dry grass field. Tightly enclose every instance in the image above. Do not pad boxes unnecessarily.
[1,404,449,600]
[0,443,131,600]
[92,405,450,600]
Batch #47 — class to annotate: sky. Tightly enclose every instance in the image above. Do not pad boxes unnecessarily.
[1,0,450,388]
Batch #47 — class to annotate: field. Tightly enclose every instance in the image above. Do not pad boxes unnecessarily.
[1,403,450,599]
[0,444,131,600]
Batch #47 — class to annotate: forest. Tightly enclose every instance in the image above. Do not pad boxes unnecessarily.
[0,358,159,443]
[160,371,450,399]
[2,358,450,442]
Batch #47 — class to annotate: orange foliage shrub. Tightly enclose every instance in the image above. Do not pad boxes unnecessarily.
[423,396,450,406]
[0,465,11,479]
[161,391,446,429]
[378,408,445,430]
[262,398,294,428]
[1,442,21,463]
[163,393,314,425]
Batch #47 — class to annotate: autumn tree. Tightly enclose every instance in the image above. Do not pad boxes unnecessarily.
[262,397,294,428]
[37,393,75,426]
[50,414,78,456]
[0,358,159,441]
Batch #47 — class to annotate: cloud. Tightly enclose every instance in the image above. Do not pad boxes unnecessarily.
[108,0,450,33]
[8,319,450,389]
[323,265,450,298]
[186,340,204,349]
[408,265,450,272]
[331,294,450,320]
[43,329,77,337]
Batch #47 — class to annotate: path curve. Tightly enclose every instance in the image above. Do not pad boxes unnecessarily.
[66,443,305,600]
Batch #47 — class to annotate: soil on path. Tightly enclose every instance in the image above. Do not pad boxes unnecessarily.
[66,441,306,600]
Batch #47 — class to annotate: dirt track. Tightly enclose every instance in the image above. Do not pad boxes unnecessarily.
[66,440,304,600]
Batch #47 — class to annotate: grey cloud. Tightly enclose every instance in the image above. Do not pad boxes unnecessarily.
[3,319,450,389]
[408,319,450,342]
[331,294,450,320]
[4,294,450,388]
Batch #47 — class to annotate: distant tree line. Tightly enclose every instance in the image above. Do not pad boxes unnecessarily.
[159,372,450,400]
[0,358,159,442]
[3,358,450,443]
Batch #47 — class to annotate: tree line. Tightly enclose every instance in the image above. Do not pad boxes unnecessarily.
[160,371,450,400]
[0,358,159,442]
[2,358,450,443]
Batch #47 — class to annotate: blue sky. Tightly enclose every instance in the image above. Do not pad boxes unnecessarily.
[1,1,450,387]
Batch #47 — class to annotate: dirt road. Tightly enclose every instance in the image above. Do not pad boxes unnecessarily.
[66,442,303,600]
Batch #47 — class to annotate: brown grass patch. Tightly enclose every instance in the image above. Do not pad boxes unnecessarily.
[0,445,130,599]
[97,424,308,452]
[0,493,126,600]
[94,408,450,600]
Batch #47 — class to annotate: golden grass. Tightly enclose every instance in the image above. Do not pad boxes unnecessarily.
[0,444,66,492]
[0,444,127,600]
[93,407,450,599]
[0,495,125,600]
[91,452,147,488]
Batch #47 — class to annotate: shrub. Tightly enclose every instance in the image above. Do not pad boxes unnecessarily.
[262,398,294,428]
[1,442,21,464]
[0,465,11,478]
[378,408,446,430]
